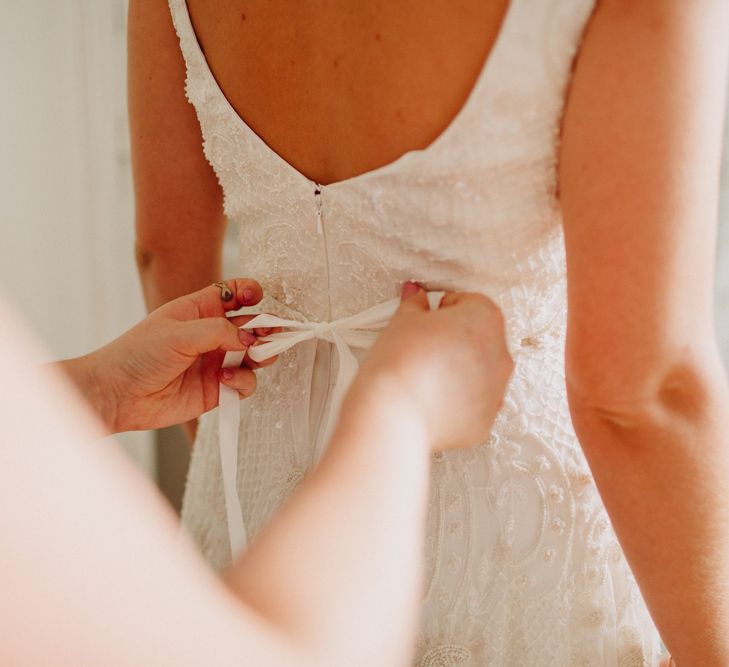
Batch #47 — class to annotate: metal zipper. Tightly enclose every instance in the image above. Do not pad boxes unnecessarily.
[310,182,334,465]
[314,184,323,235]
[313,182,331,318]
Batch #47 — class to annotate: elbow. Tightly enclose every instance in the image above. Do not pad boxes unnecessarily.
[134,235,182,275]
[133,214,180,275]
[134,241,162,312]
[134,240,155,273]
[565,342,723,436]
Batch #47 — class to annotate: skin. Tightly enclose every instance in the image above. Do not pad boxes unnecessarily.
[128,0,729,663]
[1,283,513,666]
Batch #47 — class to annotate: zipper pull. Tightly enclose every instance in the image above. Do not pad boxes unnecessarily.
[314,185,323,235]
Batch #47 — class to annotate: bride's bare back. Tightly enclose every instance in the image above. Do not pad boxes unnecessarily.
[184,0,509,185]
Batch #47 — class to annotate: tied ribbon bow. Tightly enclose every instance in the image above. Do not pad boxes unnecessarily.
[218,291,445,558]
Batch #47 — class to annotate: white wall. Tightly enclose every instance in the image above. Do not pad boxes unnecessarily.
[0,1,154,474]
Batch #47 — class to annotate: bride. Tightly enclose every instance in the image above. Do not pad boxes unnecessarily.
[128,1,729,664]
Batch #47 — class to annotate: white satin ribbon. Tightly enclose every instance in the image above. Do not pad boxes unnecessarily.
[218,291,445,558]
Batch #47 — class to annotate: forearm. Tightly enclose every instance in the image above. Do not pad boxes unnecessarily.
[568,355,729,666]
[223,379,431,667]
[53,353,116,434]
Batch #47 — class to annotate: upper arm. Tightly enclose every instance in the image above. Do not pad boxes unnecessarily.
[128,0,225,262]
[559,0,729,405]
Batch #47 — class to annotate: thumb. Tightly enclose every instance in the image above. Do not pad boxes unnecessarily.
[171,318,252,356]
[399,281,429,310]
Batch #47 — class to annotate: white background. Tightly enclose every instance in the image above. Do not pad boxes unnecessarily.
[0,1,154,472]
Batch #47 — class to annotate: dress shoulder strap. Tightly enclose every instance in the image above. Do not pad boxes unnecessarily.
[167,0,214,109]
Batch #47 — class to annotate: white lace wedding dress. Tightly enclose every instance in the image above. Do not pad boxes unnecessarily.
[169,0,663,664]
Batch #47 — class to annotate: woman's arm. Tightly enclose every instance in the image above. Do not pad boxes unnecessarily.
[559,1,729,664]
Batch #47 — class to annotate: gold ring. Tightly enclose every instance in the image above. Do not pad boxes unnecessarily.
[214,280,234,301]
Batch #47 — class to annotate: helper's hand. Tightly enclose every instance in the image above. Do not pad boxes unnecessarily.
[62,279,274,433]
[346,283,513,452]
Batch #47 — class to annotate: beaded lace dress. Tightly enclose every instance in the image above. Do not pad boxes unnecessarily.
[169,0,663,664]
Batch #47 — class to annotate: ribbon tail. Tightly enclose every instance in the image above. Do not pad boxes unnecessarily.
[219,350,248,559]
[218,324,315,560]
[311,331,362,465]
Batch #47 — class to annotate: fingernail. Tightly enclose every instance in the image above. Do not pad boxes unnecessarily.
[242,288,255,304]
[401,281,419,299]
[221,368,233,381]
[239,330,257,345]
